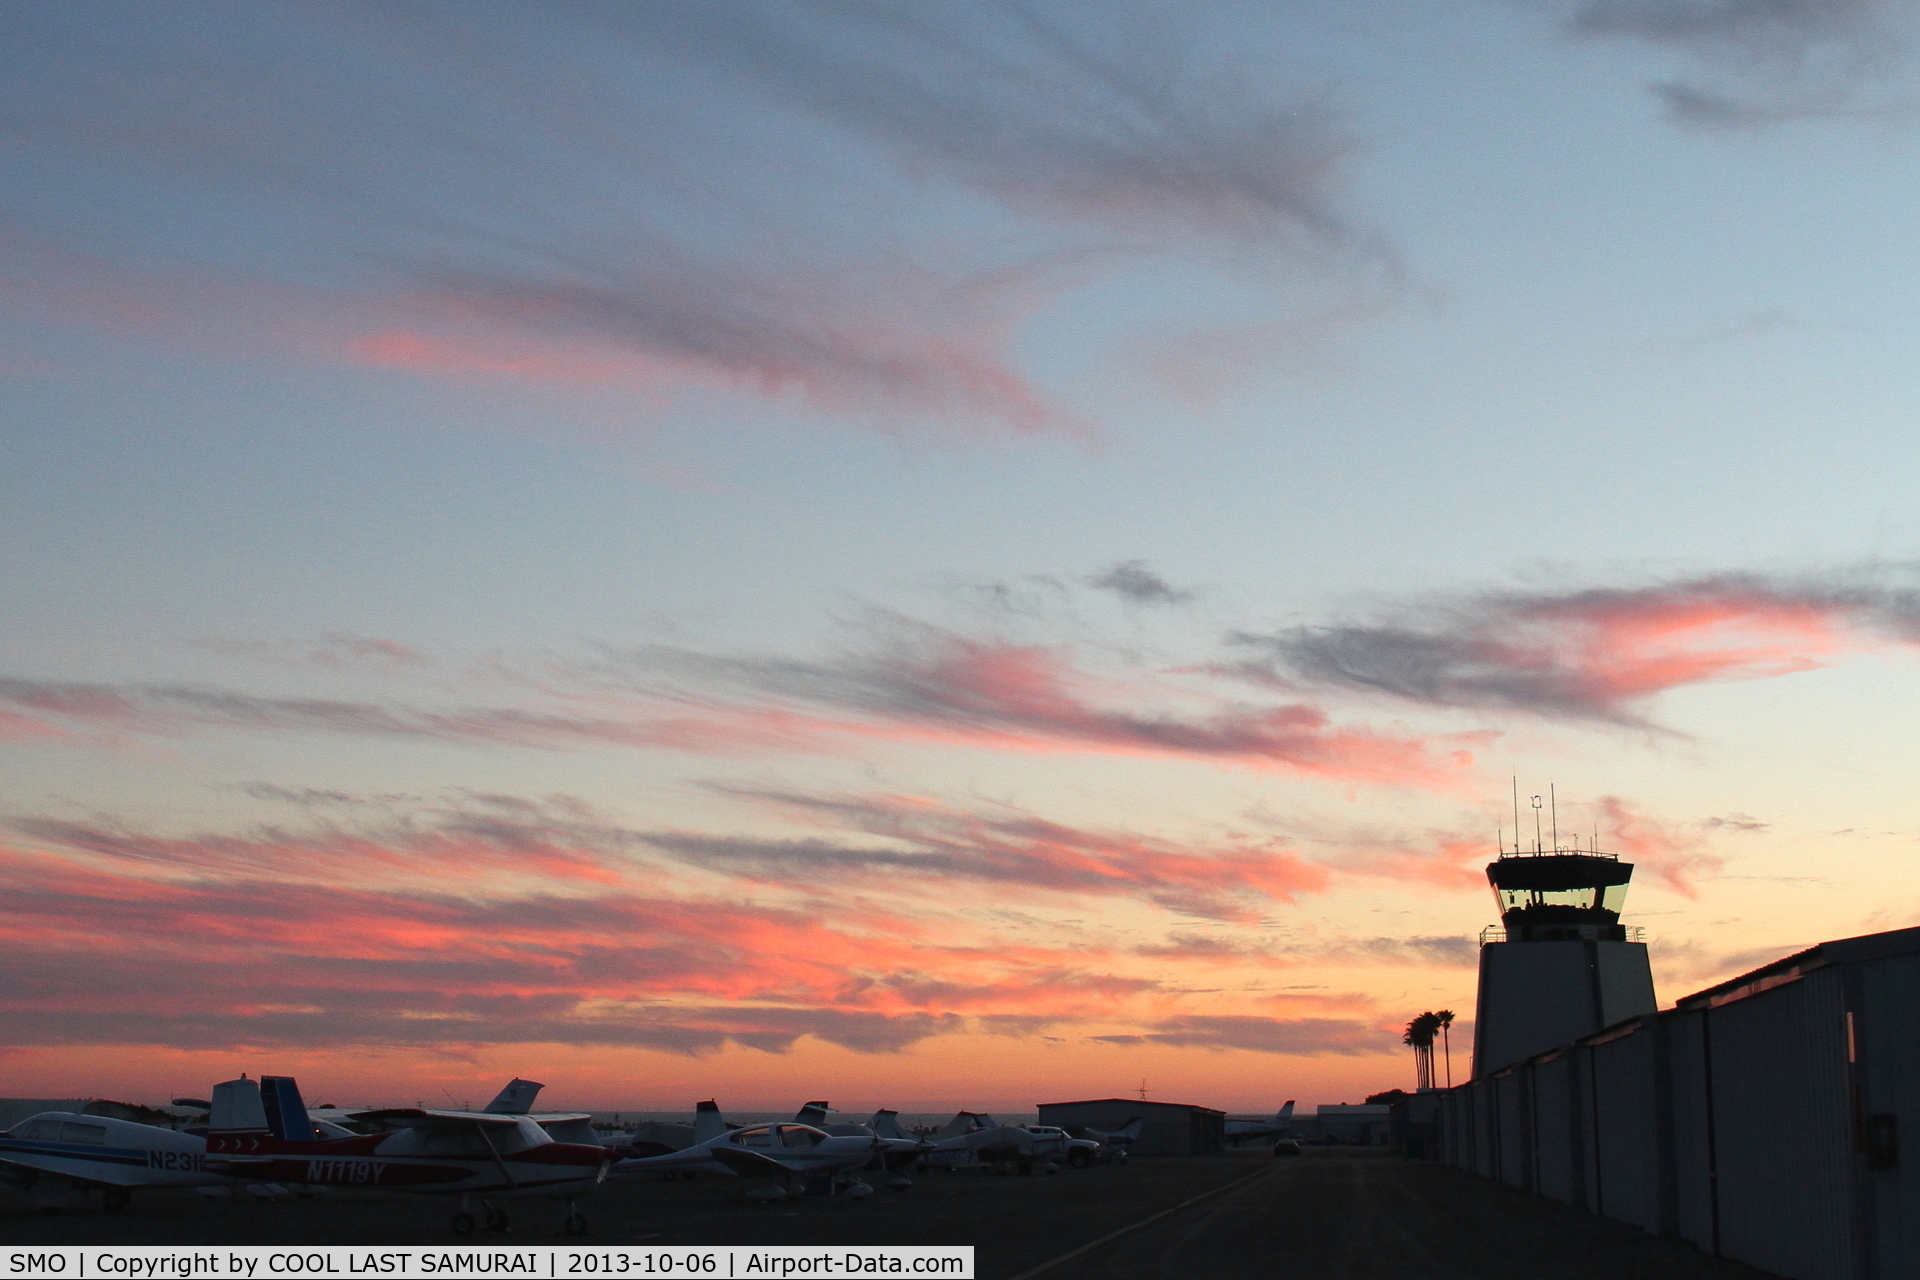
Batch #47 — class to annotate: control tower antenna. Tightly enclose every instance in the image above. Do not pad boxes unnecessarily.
[1551,783,1559,853]
[1472,802,1657,1078]
[1511,777,1521,855]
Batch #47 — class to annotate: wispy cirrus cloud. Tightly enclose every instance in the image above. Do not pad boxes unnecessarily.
[187,633,431,672]
[0,787,1417,1055]
[1597,794,1728,896]
[2,1,1382,437]
[11,784,1338,923]
[0,839,1103,1052]
[597,614,1484,785]
[1092,1014,1388,1056]
[1230,568,1920,728]
[1557,0,1914,126]
[1088,560,1195,606]
[598,2,1372,258]
[0,675,812,754]
[659,787,1331,922]
[1133,932,1477,967]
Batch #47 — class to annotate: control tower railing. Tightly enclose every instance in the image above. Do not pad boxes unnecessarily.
[1479,925,1644,945]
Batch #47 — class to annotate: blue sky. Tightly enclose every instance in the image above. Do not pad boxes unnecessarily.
[6,0,1920,1110]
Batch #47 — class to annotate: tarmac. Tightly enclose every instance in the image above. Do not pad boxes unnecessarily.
[0,1149,1784,1279]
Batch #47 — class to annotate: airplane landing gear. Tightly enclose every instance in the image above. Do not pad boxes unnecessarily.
[102,1187,132,1212]
[451,1212,476,1236]
[484,1208,510,1232]
[564,1211,590,1235]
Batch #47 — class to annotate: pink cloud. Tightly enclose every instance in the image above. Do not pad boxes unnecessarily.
[611,621,1487,787]
[1245,570,1920,727]
[661,788,1333,922]
[1597,795,1725,898]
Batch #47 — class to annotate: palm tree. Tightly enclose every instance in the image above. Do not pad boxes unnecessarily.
[1434,1010,1456,1089]
[1403,1012,1442,1091]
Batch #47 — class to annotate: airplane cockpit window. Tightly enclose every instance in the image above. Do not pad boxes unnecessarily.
[418,1127,493,1156]
[20,1120,56,1140]
[733,1126,775,1147]
[779,1125,824,1148]
[504,1117,548,1152]
[60,1122,108,1145]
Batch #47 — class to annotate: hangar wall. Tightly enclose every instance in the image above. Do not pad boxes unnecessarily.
[1432,927,1920,1280]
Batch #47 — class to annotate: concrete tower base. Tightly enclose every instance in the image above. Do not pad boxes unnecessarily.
[1472,939,1656,1077]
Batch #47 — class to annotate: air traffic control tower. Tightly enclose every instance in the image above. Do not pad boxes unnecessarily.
[1471,835,1658,1078]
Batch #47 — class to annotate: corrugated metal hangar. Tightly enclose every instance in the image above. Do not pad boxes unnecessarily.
[1431,925,1920,1280]
[1036,1098,1225,1155]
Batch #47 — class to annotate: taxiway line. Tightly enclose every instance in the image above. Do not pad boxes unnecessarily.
[1003,1163,1275,1280]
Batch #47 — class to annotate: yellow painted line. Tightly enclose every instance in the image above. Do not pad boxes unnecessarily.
[1004,1164,1276,1280]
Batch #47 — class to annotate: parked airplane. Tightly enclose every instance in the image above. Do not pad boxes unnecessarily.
[201,1075,608,1235]
[1072,1117,1144,1161]
[475,1077,600,1145]
[1019,1125,1101,1167]
[610,1102,881,1198]
[922,1113,1045,1173]
[793,1102,921,1187]
[0,1105,249,1210]
[1224,1102,1296,1146]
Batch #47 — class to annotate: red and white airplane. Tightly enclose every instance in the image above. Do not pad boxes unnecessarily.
[203,1075,608,1234]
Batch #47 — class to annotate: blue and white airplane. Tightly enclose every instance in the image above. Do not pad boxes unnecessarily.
[0,1103,251,1210]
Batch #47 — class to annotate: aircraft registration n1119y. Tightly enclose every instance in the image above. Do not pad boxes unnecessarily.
[203,1075,609,1235]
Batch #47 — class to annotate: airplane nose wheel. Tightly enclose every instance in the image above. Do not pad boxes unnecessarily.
[564,1211,590,1235]
[451,1212,476,1236]
[484,1208,510,1232]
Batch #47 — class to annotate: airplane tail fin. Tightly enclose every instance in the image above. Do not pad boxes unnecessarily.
[693,1100,725,1145]
[869,1109,908,1140]
[259,1076,314,1141]
[933,1112,975,1140]
[1278,1100,1295,1121]
[209,1077,269,1134]
[795,1100,832,1127]
[1113,1118,1144,1141]
[484,1079,545,1114]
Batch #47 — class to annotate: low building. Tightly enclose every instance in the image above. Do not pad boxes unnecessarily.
[1315,1103,1391,1145]
[1036,1098,1226,1155]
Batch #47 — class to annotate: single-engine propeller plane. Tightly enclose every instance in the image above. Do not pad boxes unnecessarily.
[610,1101,881,1199]
[0,1105,248,1210]
[201,1075,608,1235]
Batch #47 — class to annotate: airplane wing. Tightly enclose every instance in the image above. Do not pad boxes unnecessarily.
[0,1150,153,1188]
[347,1109,529,1130]
[705,1145,796,1176]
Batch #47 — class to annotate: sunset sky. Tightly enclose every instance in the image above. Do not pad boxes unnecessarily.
[9,0,1920,1115]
